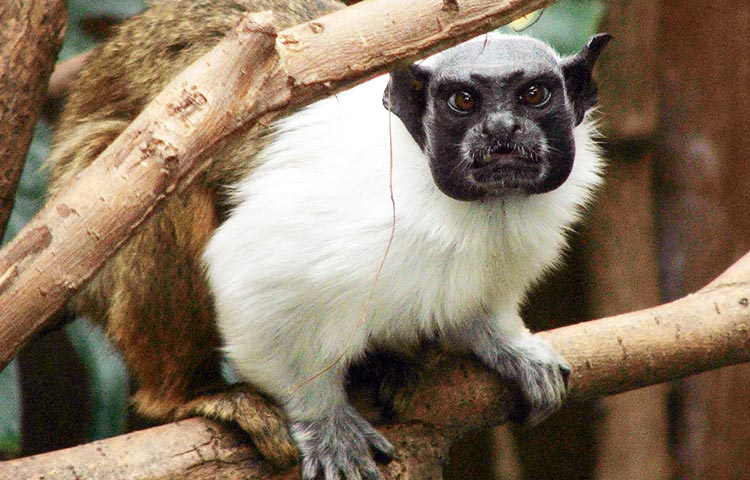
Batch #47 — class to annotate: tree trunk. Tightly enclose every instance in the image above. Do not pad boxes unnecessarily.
[586,1,674,478]
[0,0,67,238]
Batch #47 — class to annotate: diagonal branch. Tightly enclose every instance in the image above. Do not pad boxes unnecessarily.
[0,0,556,370]
[3,250,750,478]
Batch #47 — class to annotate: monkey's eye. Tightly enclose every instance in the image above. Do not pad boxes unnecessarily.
[518,84,551,107]
[447,91,477,114]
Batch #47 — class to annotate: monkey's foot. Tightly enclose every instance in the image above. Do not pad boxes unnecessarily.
[291,403,394,480]
[176,384,299,467]
[492,335,570,425]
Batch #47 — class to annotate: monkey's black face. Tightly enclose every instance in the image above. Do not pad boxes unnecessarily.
[423,68,576,200]
[384,33,611,202]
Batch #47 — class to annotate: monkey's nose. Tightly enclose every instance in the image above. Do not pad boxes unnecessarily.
[481,112,521,138]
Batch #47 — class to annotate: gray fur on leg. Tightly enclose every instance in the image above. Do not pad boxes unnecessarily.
[291,403,394,480]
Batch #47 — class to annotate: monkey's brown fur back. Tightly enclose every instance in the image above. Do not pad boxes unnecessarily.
[47,0,343,465]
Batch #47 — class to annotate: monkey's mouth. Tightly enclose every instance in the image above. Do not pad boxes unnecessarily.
[469,143,545,190]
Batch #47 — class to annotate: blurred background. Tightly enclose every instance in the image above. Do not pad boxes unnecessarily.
[2,0,750,478]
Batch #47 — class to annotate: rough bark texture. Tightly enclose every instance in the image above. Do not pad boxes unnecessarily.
[0,0,556,371]
[3,250,750,478]
[0,419,450,479]
[656,1,750,478]
[0,0,67,238]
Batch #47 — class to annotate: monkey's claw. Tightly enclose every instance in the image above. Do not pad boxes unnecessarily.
[291,403,393,480]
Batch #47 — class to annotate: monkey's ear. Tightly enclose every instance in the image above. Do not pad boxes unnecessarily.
[561,33,613,125]
[383,64,430,148]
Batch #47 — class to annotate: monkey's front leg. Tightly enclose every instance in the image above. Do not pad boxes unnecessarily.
[280,365,394,480]
[450,310,570,424]
[228,338,394,480]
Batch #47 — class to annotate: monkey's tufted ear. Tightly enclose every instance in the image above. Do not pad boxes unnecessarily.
[561,33,613,125]
[383,64,430,148]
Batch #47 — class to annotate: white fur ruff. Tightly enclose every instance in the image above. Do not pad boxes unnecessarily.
[203,74,603,420]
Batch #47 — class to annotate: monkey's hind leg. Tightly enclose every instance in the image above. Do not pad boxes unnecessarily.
[80,184,296,467]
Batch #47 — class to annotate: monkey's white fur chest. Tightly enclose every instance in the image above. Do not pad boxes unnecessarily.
[204,75,601,414]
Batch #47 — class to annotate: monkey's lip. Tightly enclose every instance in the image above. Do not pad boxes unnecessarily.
[473,153,539,171]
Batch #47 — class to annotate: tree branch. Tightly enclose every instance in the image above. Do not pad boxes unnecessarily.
[0,0,67,238]
[3,250,750,479]
[0,0,555,370]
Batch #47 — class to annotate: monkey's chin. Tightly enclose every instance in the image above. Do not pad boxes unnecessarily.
[435,178,537,202]
[430,157,566,201]
[432,173,543,202]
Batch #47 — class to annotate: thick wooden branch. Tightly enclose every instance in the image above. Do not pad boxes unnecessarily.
[0,0,67,238]
[0,0,555,369]
[4,250,750,479]
[0,418,449,480]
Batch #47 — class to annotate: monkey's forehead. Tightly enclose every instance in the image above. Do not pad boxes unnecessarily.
[419,33,561,74]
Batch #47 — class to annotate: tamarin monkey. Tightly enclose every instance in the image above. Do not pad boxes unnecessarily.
[47,0,610,478]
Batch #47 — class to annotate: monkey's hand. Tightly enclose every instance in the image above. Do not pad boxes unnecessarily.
[291,403,394,480]
[464,325,570,425]
[498,334,571,424]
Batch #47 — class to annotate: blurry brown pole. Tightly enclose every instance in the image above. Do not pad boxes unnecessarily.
[656,1,750,478]
[585,1,674,478]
